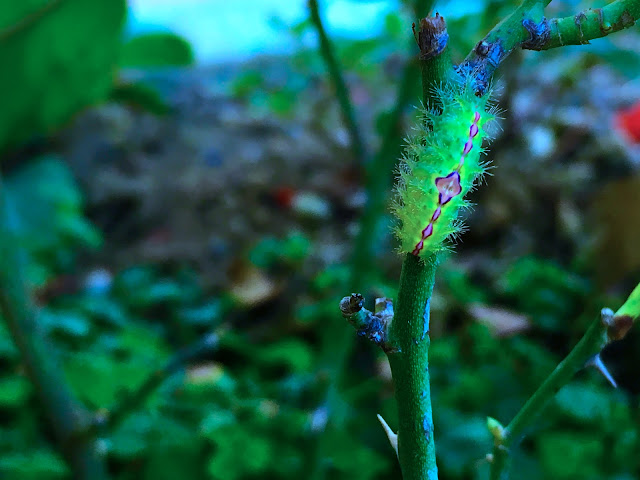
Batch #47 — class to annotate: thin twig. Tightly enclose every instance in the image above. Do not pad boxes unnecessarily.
[489,284,640,480]
[308,0,368,166]
[0,176,108,479]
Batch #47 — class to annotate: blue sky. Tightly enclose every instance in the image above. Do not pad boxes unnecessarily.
[127,0,484,64]
[127,0,397,63]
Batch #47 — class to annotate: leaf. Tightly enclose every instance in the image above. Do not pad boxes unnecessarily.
[110,82,171,115]
[3,155,102,284]
[258,339,313,373]
[0,0,126,151]
[538,432,604,479]
[553,382,613,425]
[0,450,68,480]
[0,376,31,407]
[120,32,194,68]
[63,352,158,407]
[38,309,91,337]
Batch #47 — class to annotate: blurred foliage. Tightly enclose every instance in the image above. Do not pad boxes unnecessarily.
[1,0,640,480]
[0,1,193,153]
[120,33,194,68]
[0,0,126,152]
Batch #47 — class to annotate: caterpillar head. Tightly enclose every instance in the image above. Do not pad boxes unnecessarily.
[392,81,497,258]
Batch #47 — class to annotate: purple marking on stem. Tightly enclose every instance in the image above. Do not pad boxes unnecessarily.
[462,139,473,155]
[431,207,441,222]
[470,123,479,138]
[436,171,462,205]
[474,111,481,123]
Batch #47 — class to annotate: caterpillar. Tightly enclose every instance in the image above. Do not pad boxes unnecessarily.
[392,81,495,258]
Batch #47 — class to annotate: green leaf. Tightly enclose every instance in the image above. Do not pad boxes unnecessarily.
[110,82,171,115]
[4,155,102,283]
[553,382,613,425]
[0,376,31,407]
[120,32,194,68]
[0,321,18,358]
[63,352,157,407]
[207,426,275,480]
[538,432,604,479]
[0,0,126,151]
[39,309,91,337]
[0,450,68,480]
[258,339,313,373]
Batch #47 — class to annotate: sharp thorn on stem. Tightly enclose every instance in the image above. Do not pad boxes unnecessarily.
[376,414,398,458]
[587,353,618,388]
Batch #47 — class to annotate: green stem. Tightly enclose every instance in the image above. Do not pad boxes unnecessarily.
[382,13,451,479]
[489,318,606,480]
[536,0,640,50]
[459,0,547,94]
[308,0,368,167]
[387,253,438,480]
[351,57,420,286]
[489,283,640,480]
[0,176,108,479]
[351,0,438,281]
[312,4,440,478]
[461,0,639,93]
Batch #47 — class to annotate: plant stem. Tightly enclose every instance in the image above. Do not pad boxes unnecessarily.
[97,332,219,433]
[383,13,450,479]
[308,0,368,167]
[489,285,640,480]
[0,176,108,480]
[387,253,438,480]
[459,0,546,94]
[533,0,640,50]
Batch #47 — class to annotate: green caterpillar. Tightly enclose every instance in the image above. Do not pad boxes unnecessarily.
[393,82,495,257]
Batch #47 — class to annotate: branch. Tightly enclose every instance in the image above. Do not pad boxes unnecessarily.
[0,176,107,479]
[387,253,439,480]
[95,332,220,433]
[339,294,395,352]
[458,0,547,94]
[488,283,640,480]
[460,0,639,94]
[308,0,368,166]
[312,4,439,477]
[339,13,451,479]
[526,0,640,51]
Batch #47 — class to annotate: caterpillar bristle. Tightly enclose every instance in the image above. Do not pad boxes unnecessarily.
[392,79,497,258]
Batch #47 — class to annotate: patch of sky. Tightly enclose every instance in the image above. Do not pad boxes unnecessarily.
[127,0,486,64]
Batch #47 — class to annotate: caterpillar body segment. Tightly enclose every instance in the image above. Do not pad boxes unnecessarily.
[393,83,495,257]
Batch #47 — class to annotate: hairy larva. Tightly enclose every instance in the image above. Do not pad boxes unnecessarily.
[392,81,496,258]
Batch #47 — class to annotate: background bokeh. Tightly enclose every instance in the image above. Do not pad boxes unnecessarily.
[1,0,640,479]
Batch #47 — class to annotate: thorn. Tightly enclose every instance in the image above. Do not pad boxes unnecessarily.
[587,353,617,388]
[376,414,398,458]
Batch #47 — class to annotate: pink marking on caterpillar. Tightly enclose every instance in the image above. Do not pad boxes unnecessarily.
[411,111,482,256]
[436,171,461,205]
[421,223,434,238]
